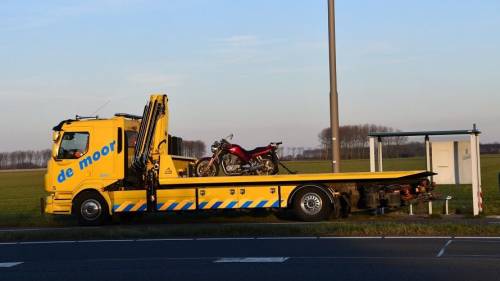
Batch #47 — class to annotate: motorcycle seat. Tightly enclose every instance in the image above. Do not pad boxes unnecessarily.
[246,146,270,155]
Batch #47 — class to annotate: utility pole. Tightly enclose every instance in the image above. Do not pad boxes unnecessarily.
[328,0,341,172]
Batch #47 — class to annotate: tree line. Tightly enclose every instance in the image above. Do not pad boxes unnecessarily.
[0,150,52,170]
[181,140,206,158]
[1,131,498,169]
[279,125,497,160]
[318,124,410,159]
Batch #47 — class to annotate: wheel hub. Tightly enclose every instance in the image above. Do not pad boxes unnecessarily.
[81,199,101,221]
[300,193,322,215]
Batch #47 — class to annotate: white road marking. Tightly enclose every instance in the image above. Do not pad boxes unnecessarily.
[136,238,194,242]
[320,236,382,239]
[444,254,500,258]
[455,236,500,239]
[0,227,85,233]
[214,257,289,263]
[77,239,135,243]
[385,236,452,239]
[436,240,453,257]
[2,236,500,246]
[20,240,75,245]
[196,237,254,241]
[0,262,23,268]
[256,237,317,240]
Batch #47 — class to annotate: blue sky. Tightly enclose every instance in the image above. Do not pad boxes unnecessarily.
[1,0,499,151]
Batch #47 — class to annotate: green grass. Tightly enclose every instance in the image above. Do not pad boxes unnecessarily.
[2,222,500,242]
[0,170,50,226]
[0,155,499,228]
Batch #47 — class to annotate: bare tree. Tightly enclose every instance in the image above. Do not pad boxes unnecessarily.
[319,124,409,160]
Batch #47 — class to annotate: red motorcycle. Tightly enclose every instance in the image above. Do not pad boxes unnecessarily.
[195,134,282,177]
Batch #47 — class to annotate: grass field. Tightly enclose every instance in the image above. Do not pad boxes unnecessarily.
[0,155,499,228]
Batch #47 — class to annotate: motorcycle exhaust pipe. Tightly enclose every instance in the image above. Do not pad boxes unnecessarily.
[247,164,264,172]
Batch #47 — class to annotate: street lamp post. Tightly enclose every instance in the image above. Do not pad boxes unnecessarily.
[328,0,341,172]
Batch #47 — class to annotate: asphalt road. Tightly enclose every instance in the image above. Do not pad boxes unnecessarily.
[1,237,500,281]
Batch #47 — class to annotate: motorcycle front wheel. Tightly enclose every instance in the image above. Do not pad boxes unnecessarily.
[195,157,219,177]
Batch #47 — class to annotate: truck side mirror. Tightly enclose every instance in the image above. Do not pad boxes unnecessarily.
[52,146,59,159]
[52,131,61,142]
[51,132,61,159]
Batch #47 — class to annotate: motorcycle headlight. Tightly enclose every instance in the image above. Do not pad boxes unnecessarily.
[211,146,218,153]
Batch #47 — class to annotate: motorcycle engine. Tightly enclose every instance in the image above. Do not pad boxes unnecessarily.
[222,154,241,173]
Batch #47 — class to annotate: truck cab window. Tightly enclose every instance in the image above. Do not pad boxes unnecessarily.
[57,132,89,159]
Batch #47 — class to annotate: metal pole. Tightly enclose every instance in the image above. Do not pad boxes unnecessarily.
[328,0,340,173]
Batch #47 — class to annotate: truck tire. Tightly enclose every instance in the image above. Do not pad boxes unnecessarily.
[293,187,332,221]
[73,191,110,226]
[331,196,342,219]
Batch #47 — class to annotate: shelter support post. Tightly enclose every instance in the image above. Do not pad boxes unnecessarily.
[377,137,383,172]
[425,135,433,181]
[476,134,483,213]
[470,133,482,216]
[369,137,376,172]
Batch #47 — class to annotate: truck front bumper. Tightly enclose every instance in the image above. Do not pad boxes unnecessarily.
[42,194,72,215]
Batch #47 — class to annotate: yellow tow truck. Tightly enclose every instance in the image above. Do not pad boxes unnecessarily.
[43,94,431,225]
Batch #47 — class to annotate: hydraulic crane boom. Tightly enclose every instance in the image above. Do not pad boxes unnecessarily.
[132,95,167,172]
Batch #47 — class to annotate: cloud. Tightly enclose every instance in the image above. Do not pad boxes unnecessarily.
[0,0,143,32]
[219,35,260,47]
[382,56,419,65]
[358,41,400,56]
[129,73,185,88]
[210,35,285,65]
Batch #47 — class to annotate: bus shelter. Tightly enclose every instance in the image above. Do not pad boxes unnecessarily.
[368,125,482,216]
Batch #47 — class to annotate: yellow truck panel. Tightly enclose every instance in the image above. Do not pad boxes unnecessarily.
[198,187,239,209]
[238,186,280,208]
[110,190,147,212]
[157,189,196,211]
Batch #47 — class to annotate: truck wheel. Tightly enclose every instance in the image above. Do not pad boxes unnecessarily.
[293,187,332,221]
[73,191,110,226]
[331,197,342,219]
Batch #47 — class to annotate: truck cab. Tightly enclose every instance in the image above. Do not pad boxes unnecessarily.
[44,96,195,220]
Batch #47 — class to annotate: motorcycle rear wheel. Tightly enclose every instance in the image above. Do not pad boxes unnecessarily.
[256,156,279,175]
[195,157,219,177]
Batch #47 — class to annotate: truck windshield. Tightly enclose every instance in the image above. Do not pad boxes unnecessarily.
[57,132,89,159]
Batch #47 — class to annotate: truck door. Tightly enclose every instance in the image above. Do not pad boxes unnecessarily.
[52,129,93,188]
